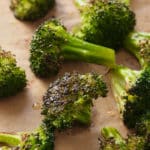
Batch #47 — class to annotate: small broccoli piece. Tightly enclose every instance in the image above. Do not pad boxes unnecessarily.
[124,32,150,67]
[10,0,55,21]
[99,127,146,150]
[30,19,115,77]
[42,72,108,129]
[0,48,26,98]
[111,65,150,129]
[74,0,135,49]
[99,127,127,150]
[0,122,54,150]
[135,112,150,137]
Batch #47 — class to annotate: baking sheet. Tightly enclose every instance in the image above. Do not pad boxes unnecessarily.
[0,0,150,149]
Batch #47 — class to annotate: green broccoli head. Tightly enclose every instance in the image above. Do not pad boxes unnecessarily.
[124,32,150,67]
[111,65,150,129]
[30,19,115,77]
[41,72,108,129]
[0,48,26,98]
[30,19,65,77]
[74,0,135,49]
[99,127,146,150]
[10,0,55,21]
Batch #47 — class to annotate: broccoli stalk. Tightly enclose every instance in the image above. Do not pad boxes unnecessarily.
[0,133,21,147]
[111,65,150,129]
[73,0,135,49]
[99,127,146,150]
[30,19,115,77]
[10,0,55,21]
[0,48,26,98]
[0,72,108,149]
[124,32,150,67]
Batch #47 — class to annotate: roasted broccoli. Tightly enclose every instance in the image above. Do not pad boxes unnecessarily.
[0,122,54,150]
[0,72,107,149]
[124,31,150,67]
[135,111,150,137]
[10,0,55,21]
[74,0,135,49]
[99,127,148,150]
[30,19,115,77]
[111,65,150,129]
[0,48,26,98]
[42,72,108,129]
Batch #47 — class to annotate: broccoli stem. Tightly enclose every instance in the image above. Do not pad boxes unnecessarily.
[111,66,140,115]
[101,127,127,149]
[0,133,21,147]
[61,35,116,68]
[124,32,150,67]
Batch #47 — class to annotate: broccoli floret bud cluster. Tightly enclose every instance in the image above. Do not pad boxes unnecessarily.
[10,0,55,21]
[0,48,26,97]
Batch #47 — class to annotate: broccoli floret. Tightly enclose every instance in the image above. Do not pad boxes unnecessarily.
[111,65,150,129]
[42,72,108,129]
[30,19,115,77]
[10,0,55,21]
[124,32,150,67]
[0,48,26,98]
[99,127,146,150]
[74,0,135,49]
[0,122,54,150]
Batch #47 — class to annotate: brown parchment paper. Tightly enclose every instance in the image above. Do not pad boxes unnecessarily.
[0,0,150,149]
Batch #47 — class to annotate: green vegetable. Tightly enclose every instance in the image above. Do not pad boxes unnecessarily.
[42,72,108,129]
[74,0,135,49]
[124,31,150,67]
[0,48,26,98]
[10,0,55,21]
[99,127,147,150]
[0,122,54,150]
[111,65,150,129]
[30,19,115,77]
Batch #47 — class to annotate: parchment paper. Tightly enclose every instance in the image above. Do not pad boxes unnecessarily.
[0,0,149,149]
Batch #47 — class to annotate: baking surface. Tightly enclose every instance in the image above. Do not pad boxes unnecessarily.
[0,0,150,149]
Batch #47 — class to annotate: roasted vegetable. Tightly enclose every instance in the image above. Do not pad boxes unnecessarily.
[111,65,150,129]
[30,19,115,77]
[74,0,135,49]
[42,72,108,129]
[10,0,55,21]
[0,122,54,150]
[124,31,150,67]
[99,127,147,150]
[0,48,26,98]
